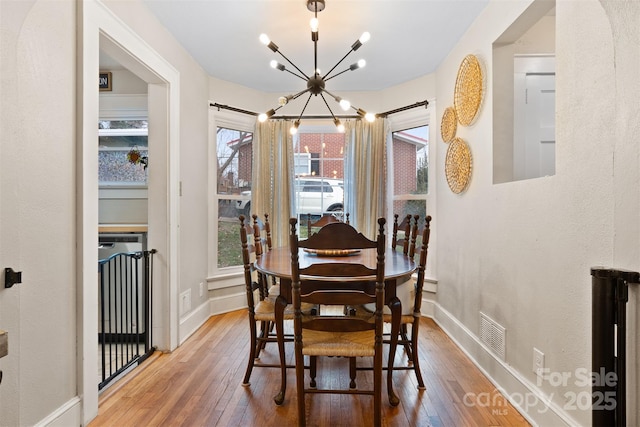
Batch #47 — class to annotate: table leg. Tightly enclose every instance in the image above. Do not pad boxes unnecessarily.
[387,296,401,407]
[273,295,287,405]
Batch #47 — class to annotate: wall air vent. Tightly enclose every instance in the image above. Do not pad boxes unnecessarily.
[480,312,506,361]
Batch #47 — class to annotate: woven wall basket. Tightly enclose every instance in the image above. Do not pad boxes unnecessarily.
[445,137,472,193]
[454,54,483,126]
[440,106,457,142]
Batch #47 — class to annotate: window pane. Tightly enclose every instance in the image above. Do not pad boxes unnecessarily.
[216,126,253,269]
[98,120,148,186]
[217,199,241,268]
[217,127,253,194]
[392,125,429,195]
[293,133,344,218]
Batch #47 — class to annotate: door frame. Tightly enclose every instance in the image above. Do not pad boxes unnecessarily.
[78,0,180,423]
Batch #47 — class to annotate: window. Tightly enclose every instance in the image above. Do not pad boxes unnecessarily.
[216,126,253,268]
[390,124,429,221]
[98,120,148,187]
[293,131,345,224]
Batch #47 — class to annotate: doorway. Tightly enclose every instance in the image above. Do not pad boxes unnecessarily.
[80,0,180,422]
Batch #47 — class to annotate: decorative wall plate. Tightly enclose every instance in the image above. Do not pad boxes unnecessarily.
[454,54,483,126]
[445,137,472,193]
[440,106,457,142]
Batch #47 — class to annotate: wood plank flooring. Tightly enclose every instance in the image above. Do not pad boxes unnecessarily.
[89,309,531,427]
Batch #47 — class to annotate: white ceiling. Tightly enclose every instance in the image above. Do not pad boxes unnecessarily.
[128,0,489,94]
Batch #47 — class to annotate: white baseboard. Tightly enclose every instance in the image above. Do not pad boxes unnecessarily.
[178,299,213,345]
[178,291,246,344]
[208,290,246,316]
[35,397,81,427]
[432,304,582,427]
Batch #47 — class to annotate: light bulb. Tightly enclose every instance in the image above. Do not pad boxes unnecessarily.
[290,122,299,135]
[365,112,376,122]
[259,109,276,123]
[334,118,345,133]
[359,32,370,44]
[310,17,319,32]
[339,99,351,111]
[358,59,366,68]
[259,34,270,45]
[270,60,278,69]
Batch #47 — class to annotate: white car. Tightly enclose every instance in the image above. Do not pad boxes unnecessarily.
[236,177,344,217]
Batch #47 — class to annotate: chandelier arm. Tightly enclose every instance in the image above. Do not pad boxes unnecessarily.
[323,67,351,82]
[275,50,311,81]
[321,48,355,81]
[319,92,338,121]
[283,68,309,82]
[296,93,314,122]
[291,87,312,101]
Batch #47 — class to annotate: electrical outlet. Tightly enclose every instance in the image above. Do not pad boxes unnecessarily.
[180,289,191,315]
[199,282,204,297]
[533,347,545,377]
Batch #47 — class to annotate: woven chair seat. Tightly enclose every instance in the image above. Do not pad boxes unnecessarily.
[383,313,416,324]
[254,296,315,322]
[301,328,375,357]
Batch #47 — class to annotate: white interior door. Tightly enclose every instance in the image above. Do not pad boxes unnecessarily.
[525,73,556,178]
[513,55,556,181]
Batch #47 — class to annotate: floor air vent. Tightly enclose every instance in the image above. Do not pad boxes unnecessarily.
[480,312,506,361]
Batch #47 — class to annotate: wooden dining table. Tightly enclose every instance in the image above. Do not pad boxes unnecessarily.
[255,246,416,406]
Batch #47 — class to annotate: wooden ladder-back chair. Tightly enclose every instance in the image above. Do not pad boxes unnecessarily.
[391,214,413,255]
[306,212,349,236]
[239,215,293,405]
[387,215,432,389]
[290,218,387,427]
[252,213,278,298]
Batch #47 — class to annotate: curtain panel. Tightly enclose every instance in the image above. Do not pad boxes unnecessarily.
[344,119,388,239]
[252,120,294,247]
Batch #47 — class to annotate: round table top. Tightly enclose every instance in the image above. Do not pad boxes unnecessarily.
[255,247,416,281]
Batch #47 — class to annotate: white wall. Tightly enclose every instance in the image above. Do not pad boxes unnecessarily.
[1,0,638,425]
[433,0,640,425]
[0,1,77,425]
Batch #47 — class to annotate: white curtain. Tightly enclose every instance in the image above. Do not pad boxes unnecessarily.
[252,119,294,247]
[344,118,388,239]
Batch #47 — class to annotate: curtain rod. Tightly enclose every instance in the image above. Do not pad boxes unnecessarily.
[209,100,429,120]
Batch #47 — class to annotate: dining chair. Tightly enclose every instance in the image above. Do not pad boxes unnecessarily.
[306,212,348,236]
[289,217,387,427]
[386,215,431,389]
[391,214,413,255]
[239,215,315,405]
[252,213,278,299]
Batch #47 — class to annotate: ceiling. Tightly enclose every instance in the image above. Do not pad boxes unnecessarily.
[120,0,489,94]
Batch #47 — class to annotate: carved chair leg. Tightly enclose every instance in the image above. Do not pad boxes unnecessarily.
[242,316,258,386]
[411,321,426,389]
[309,356,317,389]
[349,357,357,389]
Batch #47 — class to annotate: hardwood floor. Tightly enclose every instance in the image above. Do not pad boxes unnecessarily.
[89,309,531,427]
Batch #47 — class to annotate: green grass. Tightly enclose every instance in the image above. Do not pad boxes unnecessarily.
[217,217,311,268]
[217,220,242,268]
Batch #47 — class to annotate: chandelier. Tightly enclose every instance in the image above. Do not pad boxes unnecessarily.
[258,0,376,135]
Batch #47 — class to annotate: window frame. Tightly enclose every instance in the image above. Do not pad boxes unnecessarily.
[208,109,256,284]
[386,107,437,282]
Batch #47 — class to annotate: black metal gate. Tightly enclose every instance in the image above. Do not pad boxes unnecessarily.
[591,267,640,426]
[98,249,156,390]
